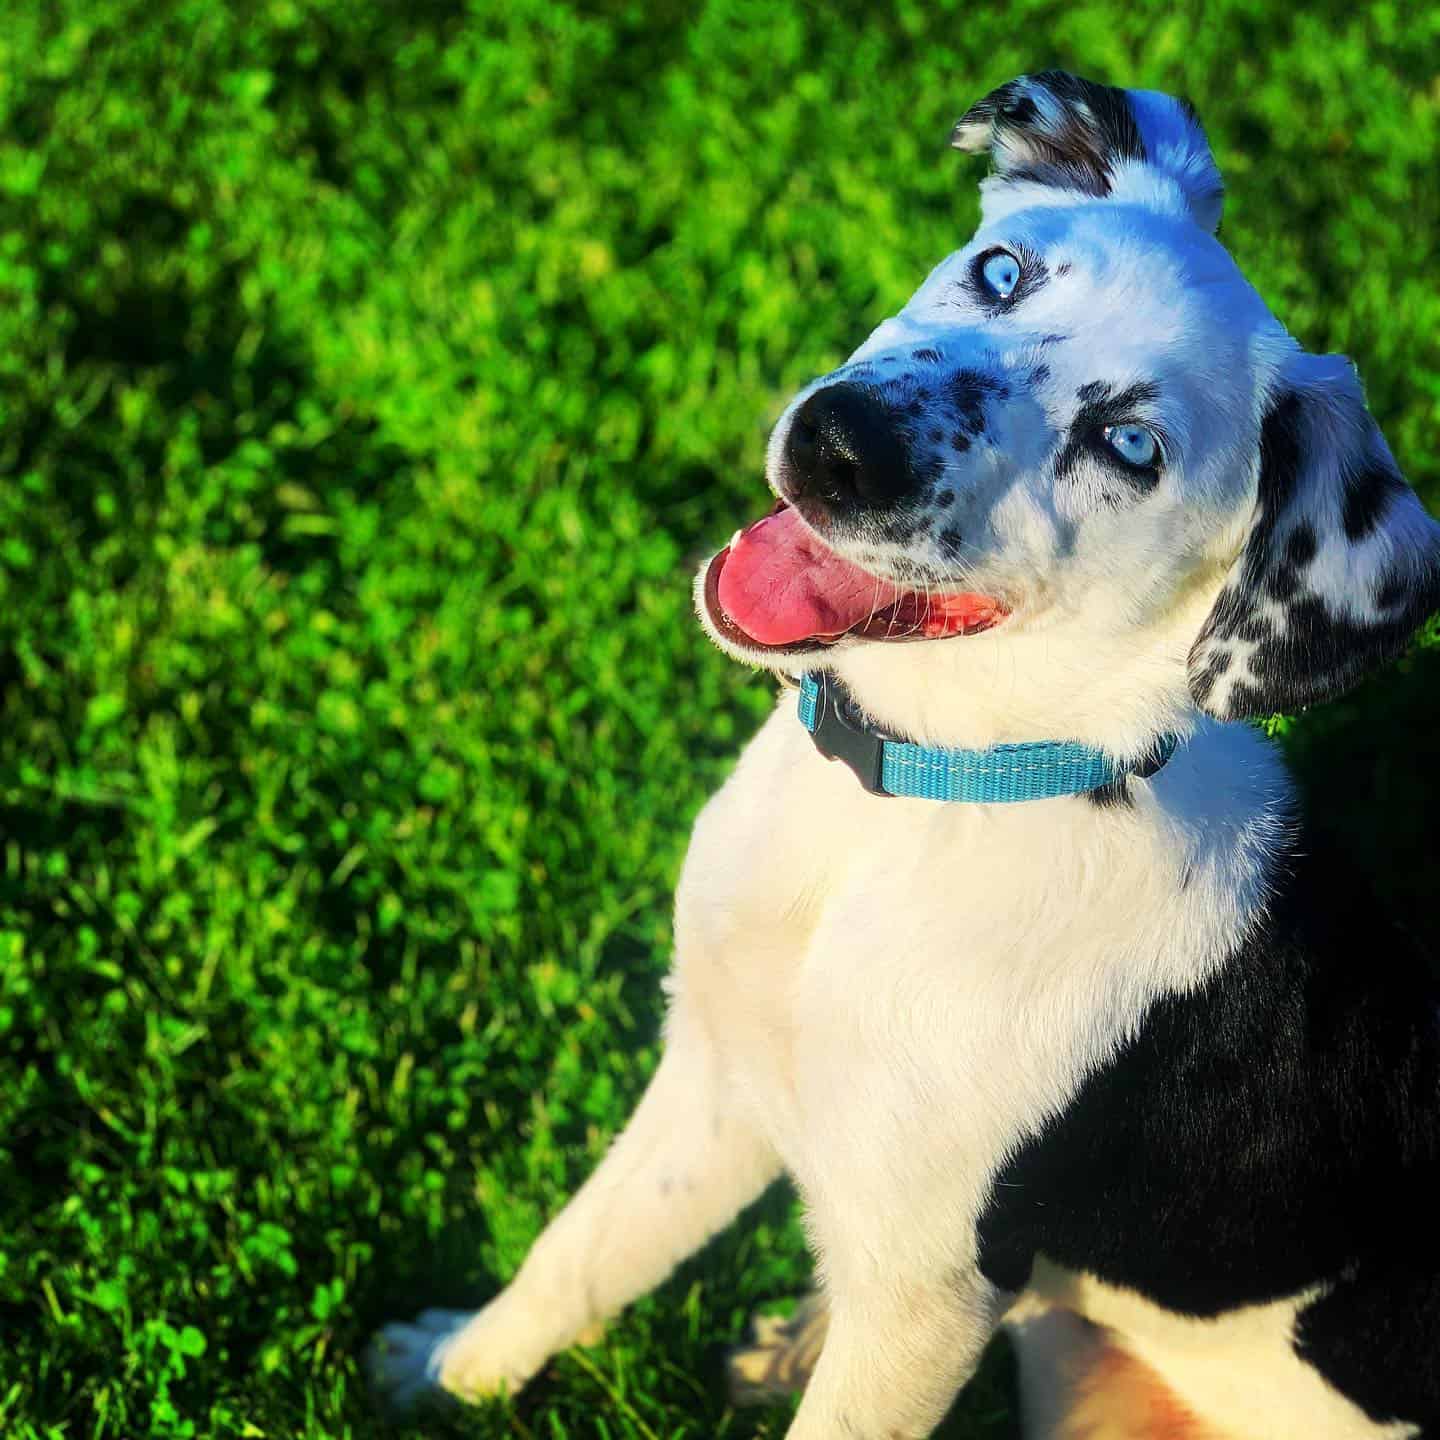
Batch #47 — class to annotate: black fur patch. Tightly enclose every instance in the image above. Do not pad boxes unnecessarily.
[977,829,1440,1428]
[1001,93,1038,126]
[1341,459,1406,541]
[1264,524,1319,602]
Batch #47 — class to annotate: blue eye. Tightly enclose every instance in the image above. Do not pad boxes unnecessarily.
[1103,423,1160,468]
[980,250,1021,299]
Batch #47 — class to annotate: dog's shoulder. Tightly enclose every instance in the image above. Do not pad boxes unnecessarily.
[978,816,1440,1419]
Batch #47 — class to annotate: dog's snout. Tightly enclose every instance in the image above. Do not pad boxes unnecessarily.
[784,383,912,510]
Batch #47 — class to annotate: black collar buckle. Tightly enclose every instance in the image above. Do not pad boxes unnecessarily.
[807,672,891,796]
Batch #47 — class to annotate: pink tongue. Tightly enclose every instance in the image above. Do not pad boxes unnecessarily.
[716,508,904,645]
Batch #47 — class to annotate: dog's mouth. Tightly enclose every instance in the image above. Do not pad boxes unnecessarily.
[701,501,1007,656]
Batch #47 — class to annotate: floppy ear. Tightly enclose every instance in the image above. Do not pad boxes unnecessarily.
[951,71,1224,233]
[1188,354,1440,720]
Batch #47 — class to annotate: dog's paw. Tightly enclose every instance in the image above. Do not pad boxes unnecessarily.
[367,1301,542,1413]
[367,1308,472,1415]
[726,1292,829,1406]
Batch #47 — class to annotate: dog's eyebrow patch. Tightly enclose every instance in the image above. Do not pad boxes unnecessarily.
[1054,380,1163,488]
[1074,380,1159,411]
[1341,459,1407,541]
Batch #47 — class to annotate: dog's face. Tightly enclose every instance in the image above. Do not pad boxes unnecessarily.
[698,73,1440,743]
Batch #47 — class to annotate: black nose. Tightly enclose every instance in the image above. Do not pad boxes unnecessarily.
[783,383,912,509]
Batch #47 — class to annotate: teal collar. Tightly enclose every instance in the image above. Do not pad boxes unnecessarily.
[798,672,1179,803]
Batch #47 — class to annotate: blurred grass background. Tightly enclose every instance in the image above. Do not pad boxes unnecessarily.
[1,2,1437,1437]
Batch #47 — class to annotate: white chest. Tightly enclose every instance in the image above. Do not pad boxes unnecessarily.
[670,697,1291,1214]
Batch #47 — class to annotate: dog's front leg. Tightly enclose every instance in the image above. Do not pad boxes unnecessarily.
[784,1261,1001,1440]
[370,998,781,1412]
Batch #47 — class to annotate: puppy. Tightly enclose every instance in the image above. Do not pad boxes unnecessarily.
[371,73,1440,1439]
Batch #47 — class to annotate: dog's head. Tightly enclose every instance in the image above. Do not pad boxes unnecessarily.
[697,72,1440,753]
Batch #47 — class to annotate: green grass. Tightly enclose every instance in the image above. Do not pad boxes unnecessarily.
[2,2,1438,1436]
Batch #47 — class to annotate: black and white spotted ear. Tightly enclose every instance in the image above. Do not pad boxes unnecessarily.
[951,72,1224,233]
[1189,354,1440,720]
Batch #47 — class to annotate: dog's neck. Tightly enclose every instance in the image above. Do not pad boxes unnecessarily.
[826,585,1219,762]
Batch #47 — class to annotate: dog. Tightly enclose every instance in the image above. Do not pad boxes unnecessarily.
[370,73,1440,1438]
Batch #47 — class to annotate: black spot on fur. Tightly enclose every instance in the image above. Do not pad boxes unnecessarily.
[935,489,954,507]
[1284,524,1319,568]
[884,512,934,544]
[1341,460,1406,542]
[1055,261,1073,278]
[977,828,1440,1427]
[1374,572,1409,609]
[949,370,997,437]
[928,427,944,444]
[1001,93,1038,125]
[1265,524,1319,603]
[1029,364,1051,387]
[950,432,971,454]
[911,347,942,364]
[1085,777,1132,809]
[938,527,964,557]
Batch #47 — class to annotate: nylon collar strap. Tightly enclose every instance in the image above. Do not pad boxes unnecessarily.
[797,671,1179,802]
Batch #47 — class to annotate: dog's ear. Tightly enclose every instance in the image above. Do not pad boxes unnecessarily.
[951,72,1223,233]
[1188,353,1440,720]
